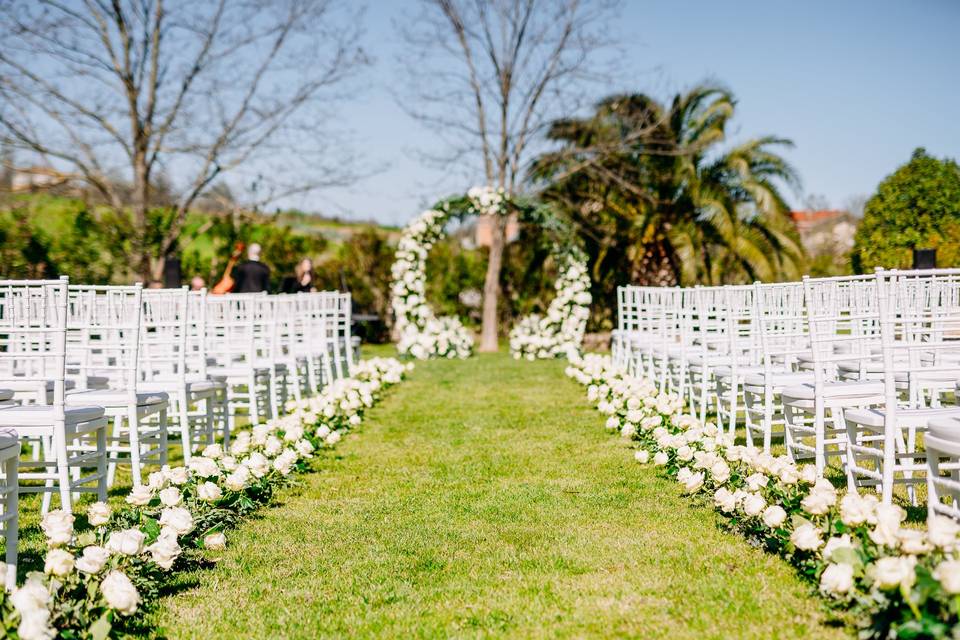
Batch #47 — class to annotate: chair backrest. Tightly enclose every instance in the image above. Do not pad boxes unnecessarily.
[140,287,188,384]
[876,268,960,412]
[692,286,728,366]
[753,281,808,377]
[722,284,758,371]
[0,277,69,410]
[801,274,879,388]
[186,289,209,380]
[205,294,256,369]
[66,284,143,399]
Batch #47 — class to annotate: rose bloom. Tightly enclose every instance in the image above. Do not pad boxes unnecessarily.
[87,502,112,527]
[17,608,54,640]
[188,456,221,479]
[634,450,650,464]
[742,492,766,517]
[823,534,853,561]
[790,523,823,551]
[204,532,227,551]
[799,464,819,484]
[106,528,146,556]
[871,556,916,590]
[40,509,74,547]
[682,471,705,494]
[158,486,182,507]
[745,473,768,492]
[75,546,111,575]
[897,529,931,555]
[125,485,154,507]
[653,451,669,466]
[197,481,222,502]
[839,493,875,526]
[43,548,74,577]
[159,507,194,536]
[820,562,855,595]
[100,570,141,616]
[202,443,224,459]
[801,489,835,516]
[162,465,189,485]
[711,460,731,484]
[714,487,737,513]
[762,505,787,528]
[933,560,960,594]
[927,515,960,550]
[147,531,181,570]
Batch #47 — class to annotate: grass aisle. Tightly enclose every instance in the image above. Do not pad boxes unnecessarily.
[154,353,845,639]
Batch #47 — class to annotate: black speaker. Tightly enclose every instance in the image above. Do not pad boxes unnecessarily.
[913,248,936,270]
[163,256,182,288]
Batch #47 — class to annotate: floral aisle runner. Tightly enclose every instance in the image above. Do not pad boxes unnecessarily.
[4,358,411,640]
[565,353,959,639]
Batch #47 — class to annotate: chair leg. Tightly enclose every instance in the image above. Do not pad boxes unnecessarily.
[178,390,192,462]
[4,452,17,591]
[128,407,143,488]
[249,375,260,425]
[106,414,122,487]
[158,407,169,467]
[54,427,72,514]
[95,422,107,502]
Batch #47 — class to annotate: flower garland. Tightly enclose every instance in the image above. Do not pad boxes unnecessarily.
[390,186,507,360]
[2,357,411,640]
[565,353,960,639]
[509,247,592,360]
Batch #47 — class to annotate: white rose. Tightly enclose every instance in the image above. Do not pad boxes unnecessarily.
[10,576,51,614]
[146,531,181,570]
[295,439,315,458]
[653,451,669,466]
[325,431,342,445]
[682,471,705,493]
[17,608,54,640]
[763,504,787,529]
[87,502,111,527]
[162,465,189,485]
[264,436,283,456]
[742,493,766,517]
[801,489,835,516]
[197,481,222,502]
[839,493,875,526]
[870,556,916,590]
[745,473,768,492]
[40,510,74,547]
[714,487,737,513]
[710,460,731,484]
[100,570,141,616]
[778,465,800,485]
[634,450,649,464]
[897,529,931,555]
[125,485,154,507]
[220,455,238,472]
[106,528,146,556]
[870,504,905,548]
[203,532,227,551]
[188,456,221,479]
[202,443,223,459]
[927,515,960,550]
[43,548,74,577]
[820,563,854,595]
[605,417,620,430]
[799,464,818,484]
[246,452,270,478]
[790,523,823,551]
[675,445,694,462]
[158,487,182,507]
[933,560,960,594]
[159,507,194,536]
[75,546,111,575]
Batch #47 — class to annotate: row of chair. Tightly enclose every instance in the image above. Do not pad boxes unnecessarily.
[0,278,356,587]
[612,268,960,518]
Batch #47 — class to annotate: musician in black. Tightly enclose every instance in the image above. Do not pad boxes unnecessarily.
[232,243,271,293]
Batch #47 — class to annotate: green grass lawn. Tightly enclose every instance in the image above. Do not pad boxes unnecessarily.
[150,351,847,639]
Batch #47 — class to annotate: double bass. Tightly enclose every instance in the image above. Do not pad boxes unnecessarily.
[211,242,245,295]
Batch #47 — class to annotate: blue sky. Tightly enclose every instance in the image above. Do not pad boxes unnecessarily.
[314,0,960,226]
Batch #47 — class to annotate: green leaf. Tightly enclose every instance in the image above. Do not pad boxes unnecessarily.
[89,613,112,640]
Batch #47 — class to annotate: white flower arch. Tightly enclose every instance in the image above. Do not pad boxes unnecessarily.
[509,247,592,360]
[390,186,508,360]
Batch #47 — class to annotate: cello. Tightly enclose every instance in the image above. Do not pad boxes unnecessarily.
[211,242,245,295]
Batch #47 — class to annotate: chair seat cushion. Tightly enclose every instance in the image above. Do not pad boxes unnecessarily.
[928,417,960,441]
[0,404,105,426]
[0,389,12,402]
[65,388,168,408]
[845,406,960,429]
[714,365,764,380]
[206,366,271,378]
[743,371,815,389]
[782,380,884,401]
[0,431,19,453]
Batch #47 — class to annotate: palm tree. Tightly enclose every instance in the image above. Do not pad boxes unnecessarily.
[530,85,805,295]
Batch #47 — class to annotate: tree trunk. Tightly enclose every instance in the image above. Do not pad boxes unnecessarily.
[479,214,505,352]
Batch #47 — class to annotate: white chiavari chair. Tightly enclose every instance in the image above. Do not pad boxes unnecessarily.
[927,416,960,521]
[687,286,727,426]
[64,285,168,488]
[743,281,812,452]
[712,285,762,438]
[0,277,108,514]
[843,269,960,504]
[781,275,885,474]
[206,294,273,429]
[338,292,355,376]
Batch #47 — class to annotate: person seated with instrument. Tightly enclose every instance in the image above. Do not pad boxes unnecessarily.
[232,243,271,293]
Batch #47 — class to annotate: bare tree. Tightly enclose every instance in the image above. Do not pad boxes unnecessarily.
[399,0,618,351]
[0,0,367,282]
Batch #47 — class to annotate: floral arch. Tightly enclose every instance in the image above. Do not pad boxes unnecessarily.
[390,187,591,360]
